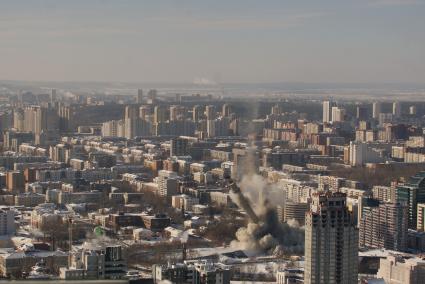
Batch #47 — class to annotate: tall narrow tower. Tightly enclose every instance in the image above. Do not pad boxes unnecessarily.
[393,101,401,118]
[136,89,143,104]
[323,101,333,123]
[372,102,381,119]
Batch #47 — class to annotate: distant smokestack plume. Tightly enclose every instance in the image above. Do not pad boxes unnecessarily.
[228,175,304,255]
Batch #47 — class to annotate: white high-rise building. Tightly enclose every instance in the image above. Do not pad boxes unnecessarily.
[154,106,168,124]
[372,102,381,119]
[192,105,203,122]
[169,105,185,121]
[222,104,231,117]
[124,105,141,139]
[304,192,358,284]
[348,141,385,166]
[22,106,59,134]
[157,170,179,197]
[393,101,401,118]
[331,106,345,122]
[139,105,151,121]
[323,101,334,123]
[205,105,216,120]
[13,109,24,131]
[102,120,125,137]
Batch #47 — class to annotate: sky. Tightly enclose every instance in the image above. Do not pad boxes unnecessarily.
[0,0,424,84]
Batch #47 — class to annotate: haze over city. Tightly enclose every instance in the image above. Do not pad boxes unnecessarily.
[0,1,424,284]
[1,0,424,84]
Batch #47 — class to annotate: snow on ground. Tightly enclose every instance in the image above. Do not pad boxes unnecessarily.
[190,246,242,257]
[231,282,274,284]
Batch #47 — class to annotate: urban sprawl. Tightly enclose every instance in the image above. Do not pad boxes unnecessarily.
[0,88,424,283]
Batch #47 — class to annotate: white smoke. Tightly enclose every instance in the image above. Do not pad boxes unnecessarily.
[28,227,44,238]
[193,77,217,86]
[229,173,304,255]
[180,230,189,244]
[83,235,115,250]
[237,173,285,211]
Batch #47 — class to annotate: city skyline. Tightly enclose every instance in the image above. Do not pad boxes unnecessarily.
[1,1,425,283]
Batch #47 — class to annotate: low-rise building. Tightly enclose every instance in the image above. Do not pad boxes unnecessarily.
[377,255,425,284]
[0,248,68,278]
[60,244,127,280]
[142,214,171,232]
[15,193,45,207]
[276,268,304,284]
[152,260,230,284]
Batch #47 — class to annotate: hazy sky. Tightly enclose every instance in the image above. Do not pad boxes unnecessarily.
[0,0,424,84]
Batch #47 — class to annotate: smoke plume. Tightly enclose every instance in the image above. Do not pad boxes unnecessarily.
[179,230,189,244]
[229,174,304,255]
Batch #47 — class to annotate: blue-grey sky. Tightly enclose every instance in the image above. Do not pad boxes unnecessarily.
[0,0,424,84]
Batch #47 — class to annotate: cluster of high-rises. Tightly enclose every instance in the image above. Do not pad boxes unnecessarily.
[102,100,238,139]
[1,87,425,283]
